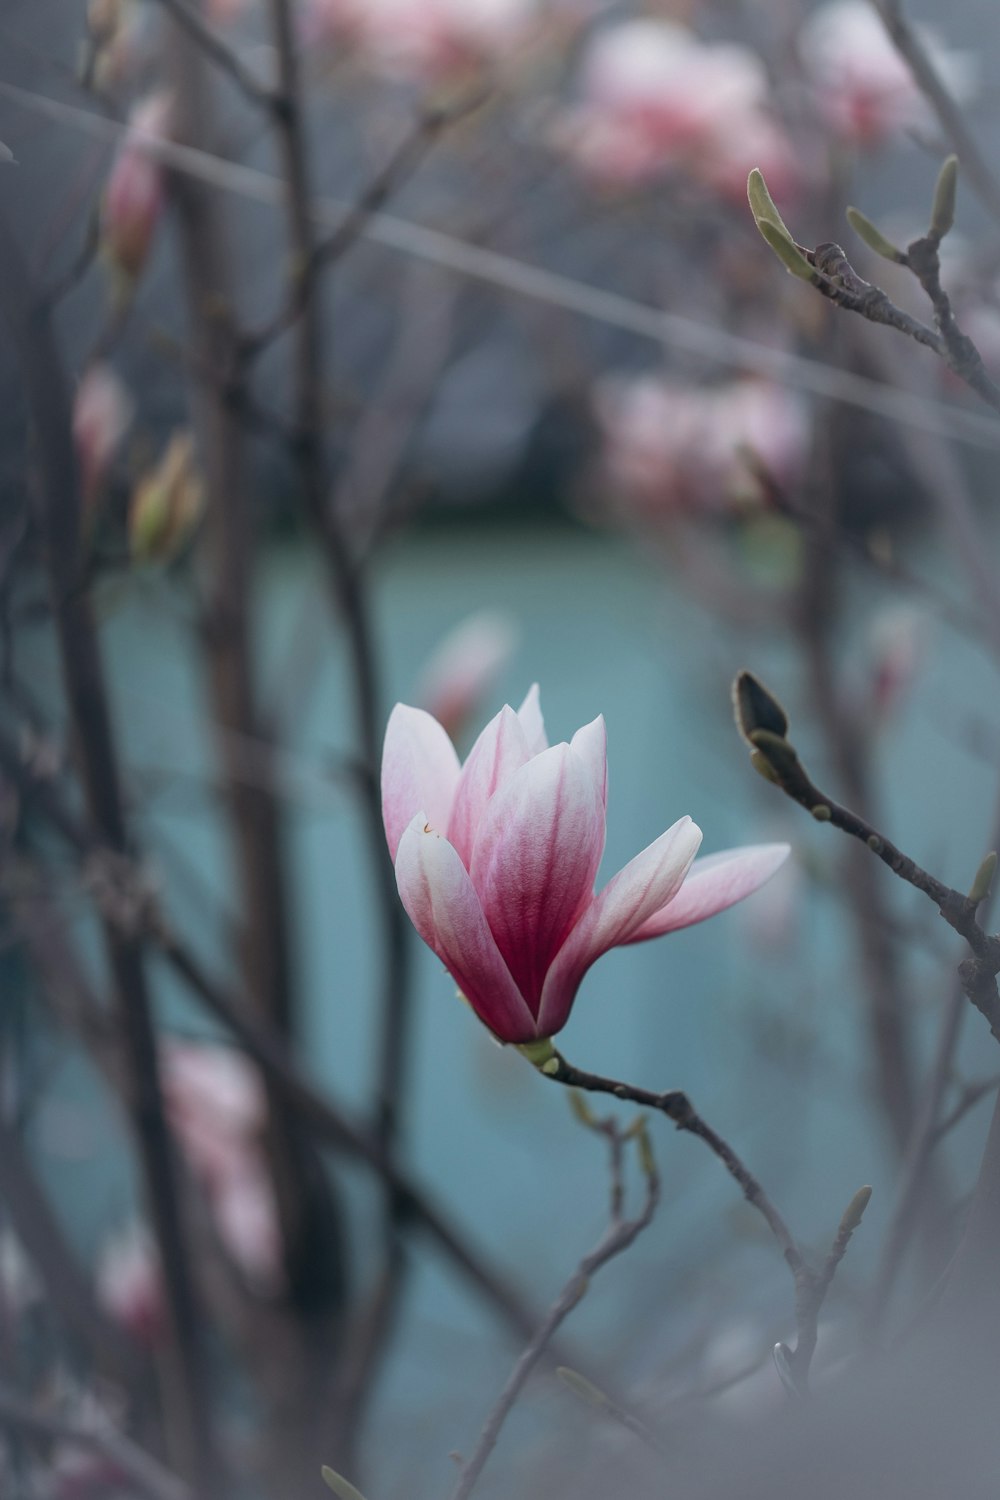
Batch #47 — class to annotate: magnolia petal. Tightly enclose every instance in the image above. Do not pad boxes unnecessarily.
[516,683,548,754]
[394,816,537,1041]
[447,704,533,869]
[624,842,790,942]
[536,815,702,1037]
[381,705,461,860]
[470,744,606,1009]
[570,714,608,808]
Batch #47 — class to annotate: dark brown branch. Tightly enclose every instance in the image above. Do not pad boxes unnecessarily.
[808,241,945,353]
[736,674,1000,1040]
[0,204,218,1495]
[261,0,417,1459]
[148,0,280,113]
[794,227,1000,418]
[533,1049,870,1393]
[537,1052,803,1275]
[163,13,345,1344]
[448,1121,659,1500]
[241,91,483,360]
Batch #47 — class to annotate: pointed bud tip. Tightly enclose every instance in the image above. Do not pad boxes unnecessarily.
[321,1468,368,1500]
[733,672,790,742]
[931,155,959,238]
[840,1184,873,1234]
[846,206,905,263]
[968,851,997,905]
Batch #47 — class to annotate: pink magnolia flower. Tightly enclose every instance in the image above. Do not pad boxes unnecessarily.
[101,92,172,281]
[382,687,788,1043]
[799,2,974,149]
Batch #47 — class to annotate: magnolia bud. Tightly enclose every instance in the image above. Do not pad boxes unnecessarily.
[129,431,204,563]
[101,92,171,283]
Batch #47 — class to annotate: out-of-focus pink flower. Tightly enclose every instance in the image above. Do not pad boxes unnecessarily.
[866,606,925,725]
[556,20,797,202]
[52,1448,129,1500]
[595,375,810,519]
[161,1042,285,1291]
[96,1225,166,1346]
[305,0,544,80]
[414,610,518,742]
[72,363,133,513]
[799,2,974,149]
[382,686,788,1043]
[101,92,172,281]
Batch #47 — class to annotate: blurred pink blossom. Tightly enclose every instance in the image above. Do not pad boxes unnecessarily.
[594,375,809,519]
[557,20,797,201]
[161,1042,285,1291]
[72,363,133,512]
[866,605,925,726]
[101,92,172,281]
[52,1447,129,1500]
[96,1225,166,1346]
[414,610,518,742]
[304,0,547,80]
[799,2,974,149]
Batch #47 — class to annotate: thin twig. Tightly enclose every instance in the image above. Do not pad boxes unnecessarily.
[147,0,280,113]
[241,90,483,360]
[538,1053,803,1276]
[872,0,1000,226]
[535,1050,869,1392]
[449,1122,660,1500]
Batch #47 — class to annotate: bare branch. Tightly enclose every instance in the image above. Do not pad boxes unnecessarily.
[448,1122,660,1500]
[147,0,280,113]
[871,0,1000,226]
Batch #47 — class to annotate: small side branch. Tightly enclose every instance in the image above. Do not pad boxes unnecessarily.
[448,1120,659,1500]
[148,0,280,114]
[531,1050,869,1392]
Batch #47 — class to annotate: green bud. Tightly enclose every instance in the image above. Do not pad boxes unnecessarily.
[846,206,905,263]
[747,167,795,243]
[968,851,997,905]
[557,1367,609,1409]
[517,1037,557,1069]
[321,1468,368,1500]
[931,155,959,238]
[756,219,815,281]
[839,1184,873,1235]
[732,671,790,743]
[811,804,832,822]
